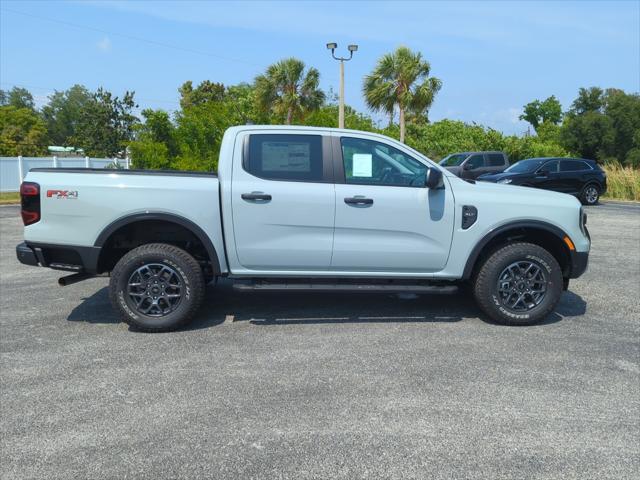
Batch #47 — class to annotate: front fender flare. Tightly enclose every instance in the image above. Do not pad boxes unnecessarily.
[462,220,570,280]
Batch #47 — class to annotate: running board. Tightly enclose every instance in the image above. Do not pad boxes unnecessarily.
[233,280,458,294]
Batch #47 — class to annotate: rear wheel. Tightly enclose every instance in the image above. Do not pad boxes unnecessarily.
[473,242,563,325]
[109,243,205,332]
[580,184,600,205]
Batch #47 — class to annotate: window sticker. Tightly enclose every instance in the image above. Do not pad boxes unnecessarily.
[352,153,373,177]
[262,142,311,172]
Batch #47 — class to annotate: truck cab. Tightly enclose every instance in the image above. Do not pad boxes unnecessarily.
[221,127,453,275]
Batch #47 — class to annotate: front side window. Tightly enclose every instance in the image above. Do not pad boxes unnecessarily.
[487,153,506,167]
[341,137,427,187]
[539,160,559,173]
[246,134,323,182]
[560,160,591,172]
[465,154,485,170]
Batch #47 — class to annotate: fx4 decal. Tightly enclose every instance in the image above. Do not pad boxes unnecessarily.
[47,190,79,199]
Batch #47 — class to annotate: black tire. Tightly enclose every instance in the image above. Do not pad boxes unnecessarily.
[580,183,600,205]
[473,242,563,326]
[109,243,205,332]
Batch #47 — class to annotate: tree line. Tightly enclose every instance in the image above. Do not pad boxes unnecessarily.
[0,85,137,158]
[519,89,640,167]
[1,46,638,169]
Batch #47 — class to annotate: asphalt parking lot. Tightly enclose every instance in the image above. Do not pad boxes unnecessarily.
[1,202,639,479]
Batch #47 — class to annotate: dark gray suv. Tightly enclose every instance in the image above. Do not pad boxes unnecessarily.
[439,151,509,180]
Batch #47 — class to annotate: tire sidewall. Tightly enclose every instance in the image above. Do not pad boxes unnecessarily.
[111,249,197,331]
[477,245,563,325]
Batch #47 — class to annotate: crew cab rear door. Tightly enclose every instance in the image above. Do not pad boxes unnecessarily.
[230,131,335,271]
[330,134,455,273]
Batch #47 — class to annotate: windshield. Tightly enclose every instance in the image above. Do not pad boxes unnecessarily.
[505,159,546,173]
[439,153,468,167]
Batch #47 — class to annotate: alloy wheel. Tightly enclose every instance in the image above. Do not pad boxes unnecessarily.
[497,261,548,311]
[127,263,184,316]
[585,186,599,204]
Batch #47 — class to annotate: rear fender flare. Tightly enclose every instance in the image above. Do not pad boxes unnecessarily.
[94,212,221,274]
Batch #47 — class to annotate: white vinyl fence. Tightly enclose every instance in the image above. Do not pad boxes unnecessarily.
[0,156,130,192]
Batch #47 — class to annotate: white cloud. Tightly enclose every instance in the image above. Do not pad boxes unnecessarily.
[97,36,111,52]
[505,108,523,125]
[33,93,52,109]
[488,108,529,134]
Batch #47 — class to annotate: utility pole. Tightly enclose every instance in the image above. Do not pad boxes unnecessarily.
[326,43,358,129]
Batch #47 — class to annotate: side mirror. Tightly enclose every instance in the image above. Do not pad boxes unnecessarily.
[425,167,443,189]
[463,162,473,171]
[537,170,549,177]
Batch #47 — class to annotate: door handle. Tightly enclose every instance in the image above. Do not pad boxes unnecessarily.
[344,196,373,206]
[241,192,272,201]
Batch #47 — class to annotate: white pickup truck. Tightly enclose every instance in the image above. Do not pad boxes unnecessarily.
[17,126,590,331]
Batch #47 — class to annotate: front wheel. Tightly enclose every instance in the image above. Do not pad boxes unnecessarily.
[473,242,563,326]
[109,243,205,332]
[580,184,600,205]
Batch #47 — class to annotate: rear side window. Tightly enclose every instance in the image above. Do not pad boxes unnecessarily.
[560,160,592,172]
[466,154,485,169]
[246,134,323,182]
[487,153,506,167]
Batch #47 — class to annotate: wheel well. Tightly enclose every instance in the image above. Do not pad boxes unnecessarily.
[97,219,213,276]
[467,227,572,280]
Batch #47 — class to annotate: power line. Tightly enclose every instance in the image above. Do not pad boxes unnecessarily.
[1,7,261,68]
[0,7,342,85]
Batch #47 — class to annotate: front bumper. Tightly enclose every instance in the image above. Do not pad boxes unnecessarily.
[569,251,589,278]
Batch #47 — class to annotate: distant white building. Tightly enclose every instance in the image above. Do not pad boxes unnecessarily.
[47,146,85,157]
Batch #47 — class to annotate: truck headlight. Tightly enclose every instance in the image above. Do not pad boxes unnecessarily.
[497,178,512,184]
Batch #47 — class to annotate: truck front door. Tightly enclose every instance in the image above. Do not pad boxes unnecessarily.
[331,135,455,273]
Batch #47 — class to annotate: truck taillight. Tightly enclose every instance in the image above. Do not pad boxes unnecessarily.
[20,181,41,226]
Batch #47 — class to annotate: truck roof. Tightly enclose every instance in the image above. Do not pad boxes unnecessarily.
[224,124,402,142]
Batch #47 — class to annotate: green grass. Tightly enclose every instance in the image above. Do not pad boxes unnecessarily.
[0,192,20,205]
[602,165,640,202]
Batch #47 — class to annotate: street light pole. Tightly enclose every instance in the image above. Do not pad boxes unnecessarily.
[326,43,358,129]
[339,60,345,129]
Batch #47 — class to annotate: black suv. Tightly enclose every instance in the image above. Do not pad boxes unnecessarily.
[478,157,607,205]
[439,151,509,180]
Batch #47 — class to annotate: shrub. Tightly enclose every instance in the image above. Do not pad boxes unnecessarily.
[129,140,170,169]
[603,164,640,201]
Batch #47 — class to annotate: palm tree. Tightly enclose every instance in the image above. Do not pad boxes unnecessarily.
[363,46,442,143]
[254,58,325,124]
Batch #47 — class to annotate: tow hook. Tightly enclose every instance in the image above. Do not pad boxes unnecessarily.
[58,273,94,286]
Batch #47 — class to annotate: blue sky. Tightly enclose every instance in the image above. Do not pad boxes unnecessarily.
[1,0,638,134]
